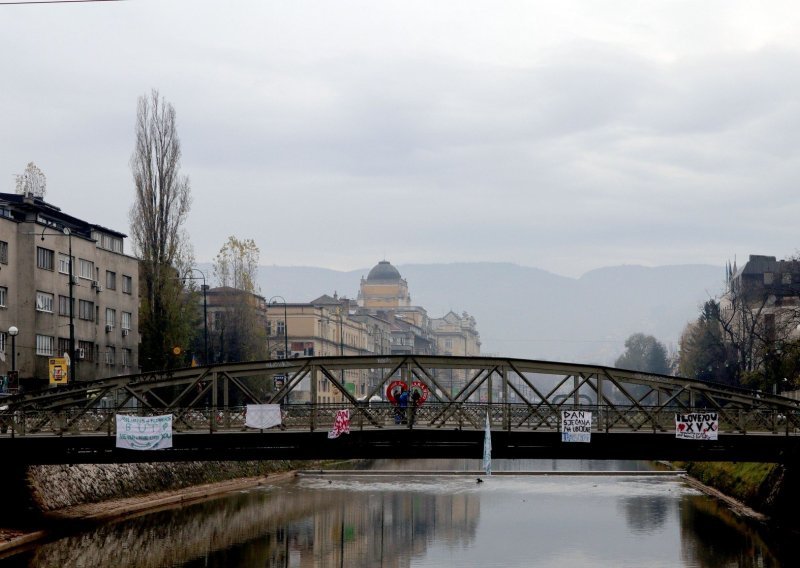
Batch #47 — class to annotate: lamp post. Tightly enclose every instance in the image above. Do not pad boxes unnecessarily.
[41,226,76,383]
[8,325,18,374]
[183,268,208,364]
[269,296,288,359]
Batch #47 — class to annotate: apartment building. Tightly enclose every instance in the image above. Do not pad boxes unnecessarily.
[0,192,138,390]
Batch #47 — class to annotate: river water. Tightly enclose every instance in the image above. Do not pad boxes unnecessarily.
[0,460,794,567]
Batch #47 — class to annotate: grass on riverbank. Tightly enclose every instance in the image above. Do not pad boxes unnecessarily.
[676,461,777,507]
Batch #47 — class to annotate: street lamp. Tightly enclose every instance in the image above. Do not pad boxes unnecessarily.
[41,226,76,383]
[183,268,208,364]
[8,325,18,375]
[269,296,288,359]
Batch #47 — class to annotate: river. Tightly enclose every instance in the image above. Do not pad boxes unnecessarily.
[0,460,795,567]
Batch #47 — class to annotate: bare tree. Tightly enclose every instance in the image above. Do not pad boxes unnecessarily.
[129,89,193,370]
[15,162,46,199]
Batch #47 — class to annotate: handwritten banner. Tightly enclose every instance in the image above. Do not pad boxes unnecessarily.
[561,410,592,443]
[675,412,718,440]
[116,414,173,450]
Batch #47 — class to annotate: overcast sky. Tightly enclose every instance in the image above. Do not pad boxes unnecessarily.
[2,1,799,278]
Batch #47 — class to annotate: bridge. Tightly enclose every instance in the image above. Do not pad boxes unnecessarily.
[1,355,799,464]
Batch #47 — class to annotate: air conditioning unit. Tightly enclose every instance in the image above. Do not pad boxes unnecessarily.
[122,329,129,337]
[76,348,85,359]
[91,280,100,288]
[105,324,114,333]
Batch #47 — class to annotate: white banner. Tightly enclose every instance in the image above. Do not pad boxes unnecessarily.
[561,410,592,443]
[675,412,718,440]
[116,414,173,450]
[245,404,283,429]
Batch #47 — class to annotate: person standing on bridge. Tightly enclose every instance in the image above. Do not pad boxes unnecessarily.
[398,390,409,424]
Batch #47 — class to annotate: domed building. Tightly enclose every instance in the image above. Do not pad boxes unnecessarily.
[357,260,411,310]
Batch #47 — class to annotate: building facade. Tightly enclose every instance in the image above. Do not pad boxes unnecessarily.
[0,192,139,389]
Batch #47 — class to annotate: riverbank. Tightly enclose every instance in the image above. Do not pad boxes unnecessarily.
[0,471,297,556]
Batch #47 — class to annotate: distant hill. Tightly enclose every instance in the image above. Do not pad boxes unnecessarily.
[229,262,724,365]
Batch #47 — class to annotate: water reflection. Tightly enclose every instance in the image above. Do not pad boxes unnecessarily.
[0,460,793,567]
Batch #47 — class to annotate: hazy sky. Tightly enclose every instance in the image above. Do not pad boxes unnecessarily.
[2,1,799,278]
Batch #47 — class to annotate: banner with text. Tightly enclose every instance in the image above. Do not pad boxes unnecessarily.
[116,414,173,450]
[328,409,350,439]
[675,412,718,440]
[561,410,592,443]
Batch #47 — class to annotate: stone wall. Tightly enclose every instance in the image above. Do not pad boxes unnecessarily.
[25,461,296,513]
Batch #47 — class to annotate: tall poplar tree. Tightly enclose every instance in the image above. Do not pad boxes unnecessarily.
[129,90,193,370]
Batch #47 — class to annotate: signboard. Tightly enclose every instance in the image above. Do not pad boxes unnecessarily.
[561,410,592,443]
[675,412,718,440]
[115,414,173,450]
[48,357,68,385]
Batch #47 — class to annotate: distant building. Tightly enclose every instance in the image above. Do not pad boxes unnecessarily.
[0,192,139,389]
[722,254,800,386]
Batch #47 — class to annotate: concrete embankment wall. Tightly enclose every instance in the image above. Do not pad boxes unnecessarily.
[1,461,298,518]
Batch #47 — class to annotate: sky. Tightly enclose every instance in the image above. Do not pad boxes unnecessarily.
[2,0,799,279]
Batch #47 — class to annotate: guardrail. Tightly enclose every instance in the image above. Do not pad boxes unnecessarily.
[1,402,798,437]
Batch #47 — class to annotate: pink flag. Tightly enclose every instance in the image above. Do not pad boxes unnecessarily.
[328,409,350,439]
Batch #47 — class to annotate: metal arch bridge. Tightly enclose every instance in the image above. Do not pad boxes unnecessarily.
[1,355,799,465]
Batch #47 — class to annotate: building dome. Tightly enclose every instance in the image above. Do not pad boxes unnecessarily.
[367,260,401,281]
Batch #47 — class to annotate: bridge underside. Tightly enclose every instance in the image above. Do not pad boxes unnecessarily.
[4,430,798,465]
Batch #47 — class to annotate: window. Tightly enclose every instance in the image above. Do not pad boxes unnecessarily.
[37,247,54,270]
[78,340,94,362]
[78,259,94,280]
[79,300,94,321]
[122,348,131,367]
[58,338,70,357]
[121,311,132,330]
[105,308,116,328]
[105,346,115,365]
[0,286,6,308]
[58,253,73,274]
[276,321,285,336]
[122,275,132,294]
[36,335,54,356]
[106,270,116,290]
[0,332,6,354]
[36,291,54,313]
[782,273,792,285]
[764,272,774,285]
[58,295,73,317]
[96,233,123,253]
[0,240,7,264]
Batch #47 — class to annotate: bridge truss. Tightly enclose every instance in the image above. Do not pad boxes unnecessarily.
[1,356,798,463]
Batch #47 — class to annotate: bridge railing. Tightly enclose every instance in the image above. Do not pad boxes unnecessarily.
[1,402,799,437]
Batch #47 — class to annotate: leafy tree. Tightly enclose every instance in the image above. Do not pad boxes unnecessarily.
[615,333,670,375]
[210,237,266,363]
[213,236,260,292]
[678,300,737,384]
[129,90,194,371]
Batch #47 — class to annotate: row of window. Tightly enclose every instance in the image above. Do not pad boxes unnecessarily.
[35,246,133,293]
[32,290,132,329]
[33,335,132,365]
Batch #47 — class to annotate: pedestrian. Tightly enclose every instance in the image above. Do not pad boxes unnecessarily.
[398,390,409,424]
